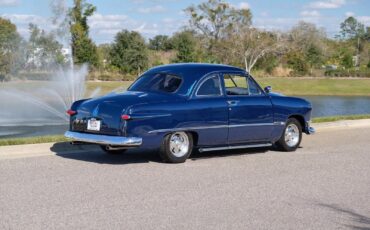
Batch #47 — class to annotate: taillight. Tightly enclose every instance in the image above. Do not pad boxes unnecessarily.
[121,114,131,120]
[67,109,77,116]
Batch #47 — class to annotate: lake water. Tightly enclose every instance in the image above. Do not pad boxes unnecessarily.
[0,95,369,138]
[301,96,370,117]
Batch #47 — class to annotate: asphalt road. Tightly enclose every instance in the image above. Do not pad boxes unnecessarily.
[1,127,370,230]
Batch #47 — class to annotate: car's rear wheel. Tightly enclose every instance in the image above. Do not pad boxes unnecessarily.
[159,132,193,163]
[100,145,127,155]
[276,118,302,151]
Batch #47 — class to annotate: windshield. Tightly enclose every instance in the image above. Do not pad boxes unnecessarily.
[128,73,182,93]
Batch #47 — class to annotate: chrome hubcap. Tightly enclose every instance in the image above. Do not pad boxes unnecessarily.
[169,132,189,157]
[284,124,300,147]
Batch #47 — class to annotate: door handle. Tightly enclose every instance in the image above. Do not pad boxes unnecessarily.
[227,100,239,106]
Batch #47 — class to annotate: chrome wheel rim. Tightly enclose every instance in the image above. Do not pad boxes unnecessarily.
[169,132,189,157]
[284,124,300,147]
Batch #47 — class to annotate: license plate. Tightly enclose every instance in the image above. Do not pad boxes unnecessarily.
[87,119,101,131]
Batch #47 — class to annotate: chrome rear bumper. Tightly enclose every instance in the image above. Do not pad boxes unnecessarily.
[64,131,142,147]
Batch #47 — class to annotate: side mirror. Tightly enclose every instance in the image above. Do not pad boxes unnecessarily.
[264,86,272,93]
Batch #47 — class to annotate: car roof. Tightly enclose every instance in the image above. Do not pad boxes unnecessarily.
[145,63,246,78]
[142,63,247,97]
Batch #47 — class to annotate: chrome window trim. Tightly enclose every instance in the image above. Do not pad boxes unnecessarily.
[195,74,223,98]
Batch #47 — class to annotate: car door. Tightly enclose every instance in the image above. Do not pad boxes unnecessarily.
[187,73,229,146]
[223,72,274,144]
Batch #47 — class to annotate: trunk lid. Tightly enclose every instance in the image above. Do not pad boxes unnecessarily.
[72,91,176,136]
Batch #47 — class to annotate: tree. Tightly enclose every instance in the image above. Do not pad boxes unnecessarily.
[340,17,365,39]
[287,21,326,73]
[185,0,251,50]
[232,29,281,72]
[340,17,366,67]
[285,50,309,75]
[149,35,173,51]
[26,23,65,70]
[110,30,148,74]
[172,31,197,63]
[69,0,98,67]
[341,51,353,69]
[0,17,22,76]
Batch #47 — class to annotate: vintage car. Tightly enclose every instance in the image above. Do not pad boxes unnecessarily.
[65,63,315,163]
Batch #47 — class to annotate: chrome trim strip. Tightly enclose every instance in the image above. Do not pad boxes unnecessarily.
[199,143,272,152]
[148,122,285,134]
[229,123,278,128]
[195,74,223,97]
[148,125,228,134]
[65,131,142,146]
[131,114,171,119]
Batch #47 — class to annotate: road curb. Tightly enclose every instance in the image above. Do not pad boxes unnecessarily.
[313,119,370,131]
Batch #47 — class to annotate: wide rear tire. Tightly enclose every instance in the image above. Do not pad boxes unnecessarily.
[159,132,193,163]
[275,118,302,152]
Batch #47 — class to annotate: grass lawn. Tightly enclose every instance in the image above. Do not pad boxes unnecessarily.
[85,78,370,96]
[312,114,370,123]
[255,78,370,96]
[0,135,67,147]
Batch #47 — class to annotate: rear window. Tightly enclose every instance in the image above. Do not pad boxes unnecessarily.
[128,73,182,93]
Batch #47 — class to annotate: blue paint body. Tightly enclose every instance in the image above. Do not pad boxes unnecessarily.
[69,64,313,149]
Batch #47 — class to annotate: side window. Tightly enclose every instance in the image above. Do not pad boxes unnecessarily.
[248,77,262,95]
[196,75,222,96]
[223,74,249,96]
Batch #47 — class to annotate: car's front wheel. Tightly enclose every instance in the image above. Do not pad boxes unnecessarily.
[276,118,302,151]
[159,132,193,163]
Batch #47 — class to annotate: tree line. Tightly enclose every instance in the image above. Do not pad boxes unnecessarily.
[0,0,369,81]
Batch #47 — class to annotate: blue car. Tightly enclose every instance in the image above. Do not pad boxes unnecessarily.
[65,63,315,163]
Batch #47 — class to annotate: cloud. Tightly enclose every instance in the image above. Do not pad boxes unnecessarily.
[0,0,18,7]
[308,0,346,9]
[137,5,166,14]
[345,12,354,17]
[0,14,50,37]
[88,13,184,43]
[300,10,320,17]
[231,2,250,10]
[357,16,370,26]
[238,2,250,9]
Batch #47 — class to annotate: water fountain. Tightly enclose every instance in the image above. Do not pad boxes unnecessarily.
[0,64,102,138]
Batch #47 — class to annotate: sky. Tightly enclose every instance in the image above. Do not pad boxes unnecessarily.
[0,0,369,44]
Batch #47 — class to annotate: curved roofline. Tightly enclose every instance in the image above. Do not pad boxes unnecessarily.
[141,63,248,97]
[150,63,246,72]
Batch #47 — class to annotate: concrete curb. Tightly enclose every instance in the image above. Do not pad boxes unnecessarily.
[313,119,370,131]
[0,142,99,160]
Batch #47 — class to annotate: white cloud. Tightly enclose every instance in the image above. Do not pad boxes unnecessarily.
[238,2,250,9]
[308,0,346,9]
[231,2,250,10]
[137,5,166,14]
[1,14,50,37]
[345,11,354,17]
[357,16,370,26]
[300,10,320,17]
[0,0,18,7]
